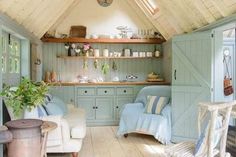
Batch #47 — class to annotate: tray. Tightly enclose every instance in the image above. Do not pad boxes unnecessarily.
[147,78,164,82]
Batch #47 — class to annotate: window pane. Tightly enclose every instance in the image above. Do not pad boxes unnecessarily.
[15,41,20,56]
[14,58,20,73]
[1,56,6,73]
[9,43,14,55]
[9,57,15,73]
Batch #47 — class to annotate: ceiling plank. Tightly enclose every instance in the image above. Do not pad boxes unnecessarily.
[14,0,43,25]
[133,0,170,39]
[172,0,202,29]
[48,0,82,31]
[0,0,17,13]
[210,0,232,17]
[36,0,79,38]
[150,0,182,34]
[156,0,193,33]
[193,0,216,24]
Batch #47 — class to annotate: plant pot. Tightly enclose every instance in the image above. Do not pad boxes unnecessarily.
[24,108,39,119]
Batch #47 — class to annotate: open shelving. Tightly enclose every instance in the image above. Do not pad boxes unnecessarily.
[56,55,161,59]
[41,37,166,44]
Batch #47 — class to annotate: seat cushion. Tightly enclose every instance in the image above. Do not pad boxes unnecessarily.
[64,107,86,139]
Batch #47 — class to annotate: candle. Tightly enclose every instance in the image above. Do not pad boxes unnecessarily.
[94,49,100,57]
[103,49,109,57]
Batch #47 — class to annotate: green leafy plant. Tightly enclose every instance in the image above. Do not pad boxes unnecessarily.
[101,62,110,75]
[0,77,49,117]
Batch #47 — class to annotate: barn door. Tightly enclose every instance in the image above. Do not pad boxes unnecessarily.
[171,31,214,142]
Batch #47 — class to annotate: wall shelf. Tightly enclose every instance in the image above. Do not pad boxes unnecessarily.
[56,56,161,59]
[41,37,166,44]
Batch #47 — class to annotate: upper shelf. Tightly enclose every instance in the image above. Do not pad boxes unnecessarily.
[41,37,166,44]
[57,56,161,59]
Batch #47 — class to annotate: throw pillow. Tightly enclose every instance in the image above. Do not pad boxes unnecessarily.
[43,102,64,116]
[37,105,48,117]
[194,116,223,156]
[145,96,169,114]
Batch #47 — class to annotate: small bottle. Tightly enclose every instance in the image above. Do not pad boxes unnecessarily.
[44,71,51,82]
[51,71,57,82]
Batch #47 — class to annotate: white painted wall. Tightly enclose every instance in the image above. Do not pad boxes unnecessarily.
[55,0,155,37]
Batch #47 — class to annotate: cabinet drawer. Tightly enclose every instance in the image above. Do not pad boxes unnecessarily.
[97,87,115,96]
[78,88,95,96]
[117,87,134,95]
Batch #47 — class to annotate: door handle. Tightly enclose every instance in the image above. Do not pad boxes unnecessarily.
[174,69,177,80]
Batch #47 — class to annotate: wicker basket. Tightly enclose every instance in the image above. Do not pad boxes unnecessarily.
[227,125,236,157]
[70,26,86,38]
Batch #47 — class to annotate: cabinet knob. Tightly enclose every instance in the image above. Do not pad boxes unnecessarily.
[104,90,107,93]
[116,106,119,109]
[93,106,95,109]
[124,90,126,93]
[84,90,87,93]
[96,106,98,109]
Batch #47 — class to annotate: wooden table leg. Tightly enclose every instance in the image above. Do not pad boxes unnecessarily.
[41,133,48,157]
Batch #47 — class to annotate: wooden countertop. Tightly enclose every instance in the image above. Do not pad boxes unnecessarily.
[48,81,171,86]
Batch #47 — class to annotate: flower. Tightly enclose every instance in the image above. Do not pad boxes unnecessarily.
[83,44,90,51]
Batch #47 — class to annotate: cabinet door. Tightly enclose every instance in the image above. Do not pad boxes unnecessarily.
[95,97,113,120]
[172,31,213,142]
[77,97,95,120]
[115,97,134,120]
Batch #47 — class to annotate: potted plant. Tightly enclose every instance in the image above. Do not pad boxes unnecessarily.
[0,77,48,119]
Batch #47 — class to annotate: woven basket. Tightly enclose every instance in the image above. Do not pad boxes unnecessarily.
[70,26,86,38]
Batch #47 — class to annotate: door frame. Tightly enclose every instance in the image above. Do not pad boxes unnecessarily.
[213,23,236,101]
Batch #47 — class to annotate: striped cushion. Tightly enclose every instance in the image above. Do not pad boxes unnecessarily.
[145,96,169,114]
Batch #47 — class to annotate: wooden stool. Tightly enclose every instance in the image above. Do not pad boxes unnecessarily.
[41,121,57,157]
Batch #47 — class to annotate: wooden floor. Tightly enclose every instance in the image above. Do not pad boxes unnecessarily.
[48,126,166,157]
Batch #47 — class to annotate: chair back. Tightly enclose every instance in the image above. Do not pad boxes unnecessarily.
[134,86,171,105]
[198,101,236,157]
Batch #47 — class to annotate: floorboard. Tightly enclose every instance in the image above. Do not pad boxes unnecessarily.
[48,126,166,157]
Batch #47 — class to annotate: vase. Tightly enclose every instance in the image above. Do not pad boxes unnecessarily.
[24,107,39,119]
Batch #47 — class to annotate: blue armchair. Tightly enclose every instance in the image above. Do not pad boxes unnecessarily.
[117,85,171,144]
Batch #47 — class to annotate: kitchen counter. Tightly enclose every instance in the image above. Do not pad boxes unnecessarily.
[48,81,171,86]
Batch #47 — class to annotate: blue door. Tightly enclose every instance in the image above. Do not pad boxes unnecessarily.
[171,31,213,142]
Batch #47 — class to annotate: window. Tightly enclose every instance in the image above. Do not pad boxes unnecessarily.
[2,31,21,85]
[2,32,21,74]
[141,0,159,15]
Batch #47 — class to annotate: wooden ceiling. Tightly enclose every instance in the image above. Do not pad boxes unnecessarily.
[0,0,236,40]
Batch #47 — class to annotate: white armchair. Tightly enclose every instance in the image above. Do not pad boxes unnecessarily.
[42,104,86,157]
[4,97,86,157]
